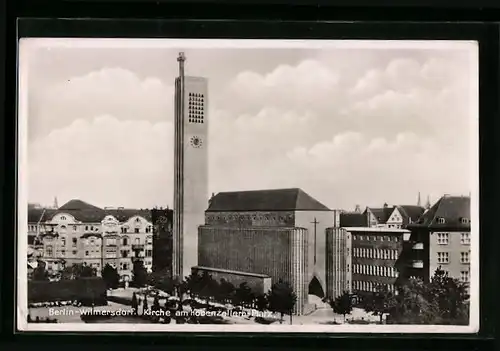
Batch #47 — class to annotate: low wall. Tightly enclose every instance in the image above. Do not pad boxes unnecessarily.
[192,266,272,295]
[28,278,107,305]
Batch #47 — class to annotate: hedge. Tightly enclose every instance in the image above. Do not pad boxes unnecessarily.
[28,278,107,305]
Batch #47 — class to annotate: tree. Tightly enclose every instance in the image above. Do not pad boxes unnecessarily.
[234,282,254,308]
[361,286,395,324]
[185,272,203,298]
[255,294,268,312]
[218,279,236,304]
[142,294,149,316]
[61,263,96,280]
[132,261,148,287]
[197,271,216,304]
[329,291,353,322]
[267,280,297,324]
[424,267,469,324]
[148,269,175,295]
[131,292,138,316]
[388,268,470,325]
[32,260,49,281]
[101,264,120,289]
[151,295,161,322]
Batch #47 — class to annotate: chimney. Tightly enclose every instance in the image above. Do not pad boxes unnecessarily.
[383,202,388,209]
[354,204,361,213]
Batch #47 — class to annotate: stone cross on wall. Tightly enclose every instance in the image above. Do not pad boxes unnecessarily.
[311,217,319,264]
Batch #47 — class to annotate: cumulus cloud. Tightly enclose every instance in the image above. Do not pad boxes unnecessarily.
[28,115,174,208]
[25,47,476,210]
[29,67,174,141]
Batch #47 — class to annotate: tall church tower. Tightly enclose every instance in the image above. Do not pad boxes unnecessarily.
[173,52,209,279]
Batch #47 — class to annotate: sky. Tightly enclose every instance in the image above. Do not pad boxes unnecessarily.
[20,39,478,211]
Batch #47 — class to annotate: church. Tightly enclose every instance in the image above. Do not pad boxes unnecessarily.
[195,188,343,315]
[171,54,348,315]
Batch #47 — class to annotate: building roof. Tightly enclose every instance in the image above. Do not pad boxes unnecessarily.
[206,188,331,212]
[339,212,368,227]
[193,266,271,278]
[397,205,425,224]
[408,195,470,229]
[365,206,394,224]
[28,199,153,223]
[343,227,410,233]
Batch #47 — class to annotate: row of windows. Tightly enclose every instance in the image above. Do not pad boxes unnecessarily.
[353,248,399,260]
[436,232,470,245]
[31,224,152,234]
[436,217,470,224]
[353,264,398,278]
[44,236,152,246]
[45,247,153,258]
[437,251,470,264]
[353,235,400,242]
[353,281,396,293]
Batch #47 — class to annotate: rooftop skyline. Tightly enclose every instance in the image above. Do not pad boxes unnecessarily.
[21,39,477,210]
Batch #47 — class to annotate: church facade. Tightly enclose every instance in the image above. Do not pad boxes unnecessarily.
[197,188,337,315]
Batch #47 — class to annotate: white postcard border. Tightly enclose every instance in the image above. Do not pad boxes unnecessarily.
[16,38,480,333]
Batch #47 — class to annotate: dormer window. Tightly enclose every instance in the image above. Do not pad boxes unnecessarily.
[60,216,66,220]
[136,218,140,223]
[460,217,469,224]
[436,217,446,224]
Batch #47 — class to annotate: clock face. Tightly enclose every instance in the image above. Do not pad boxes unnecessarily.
[190,136,203,148]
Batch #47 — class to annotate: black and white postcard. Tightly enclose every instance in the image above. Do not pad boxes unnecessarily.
[16,39,479,333]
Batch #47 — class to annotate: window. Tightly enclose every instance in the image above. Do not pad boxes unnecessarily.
[460,251,470,264]
[437,233,449,245]
[90,238,95,244]
[134,228,140,234]
[146,249,153,257]
[121,250,129,258]
[46,245,53,256]
[460,270,470,282]
[72,237,77,246]
[85,226,89,231]
[61,237,66,246]
[61,216,66,220]
[136,218,141,222]
[85,251,89,256]
[122,237,128,246]
[437,217,446,224]
[106,238,116,246]
[146,236,153,245]
[61,250,65,256]
[135,238,140,245]
[437,252,449,264]
[461,232,470,245]
[460,217,469,224]
[73,225,77,231]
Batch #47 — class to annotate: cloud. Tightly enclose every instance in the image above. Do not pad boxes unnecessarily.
[29,67,174,141]
[28,115,174,208]
[27,49,475,210]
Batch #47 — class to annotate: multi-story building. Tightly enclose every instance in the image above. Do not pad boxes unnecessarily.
[347,227,408,297]
[28,199,155,282]
[402,195,471,284]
